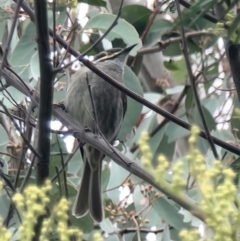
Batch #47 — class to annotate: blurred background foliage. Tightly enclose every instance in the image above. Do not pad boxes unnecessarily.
[0,0,240,240]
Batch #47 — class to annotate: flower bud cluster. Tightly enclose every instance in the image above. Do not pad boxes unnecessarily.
[11,180,83,241]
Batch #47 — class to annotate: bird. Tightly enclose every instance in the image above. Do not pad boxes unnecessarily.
[64,44,137,222]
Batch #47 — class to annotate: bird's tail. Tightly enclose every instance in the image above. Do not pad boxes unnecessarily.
[72,157,91,218]
[72,147,103,222]
[89,158,103,222]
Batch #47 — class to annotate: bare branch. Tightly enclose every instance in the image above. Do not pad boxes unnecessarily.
[138,31,215,55]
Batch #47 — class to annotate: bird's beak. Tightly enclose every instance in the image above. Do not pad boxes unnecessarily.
[122,43,138,54]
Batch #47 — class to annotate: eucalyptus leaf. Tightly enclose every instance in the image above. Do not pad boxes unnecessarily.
[10,20,37,82]
[106,235,119,241]
[164,60,188,84]
[166,86,184,95]
[78,0,106,7]
[166,116,190,143]
[70,213,94,233]
[106,161,129,190]
[153,197,191,230]
[0,125,8,153]
[117,66,143,141]
[100,218,115,233]
[142,93,162,114]
[84,14,142,55]
[120,5,152,35]
[0,87,25,108]
[30,51,40,81]
[144,19,173,47]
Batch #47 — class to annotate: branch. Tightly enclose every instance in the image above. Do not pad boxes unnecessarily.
[34,0,54,185]
[1,44,240,157]
[0,101,40,158]
[118,226,173,235]
[0,65,205,222]
[1,14,240,157]
[138,31,215,55]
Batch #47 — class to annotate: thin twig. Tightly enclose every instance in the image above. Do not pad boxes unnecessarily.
[55,166,62,196]
[56,135,68,198]
[19,155,36,191]
[3,187,22,227]
[176,0,219,160]
[0,100,41,158]
[14,92,36,188]
[138,31,215,55]
[179,0,218,23]
[86,73,98,132]
[51,143,80,182]
[0,0,23,68]
[118,226,173,235]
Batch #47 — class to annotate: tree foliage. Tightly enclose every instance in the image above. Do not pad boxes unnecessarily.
[0,0,240,240]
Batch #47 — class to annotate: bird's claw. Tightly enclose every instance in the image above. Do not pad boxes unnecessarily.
[53,102,67,112]
[84,126,91,132]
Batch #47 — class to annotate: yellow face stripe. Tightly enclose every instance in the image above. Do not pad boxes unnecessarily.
[96,51,121,62]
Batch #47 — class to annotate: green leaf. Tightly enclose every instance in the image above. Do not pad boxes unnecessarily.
[142,93,162,114]
[70,213,94,233]
[231,98,240,139]
[164,60,188,84]
[162,225,171,241]
[106,160,129,203]
[144,20,173,47]
[78,0,106,7]
[49,135,68,178]
[131,55,143,76]
[162,33,201,57]
[120,5,152,35]
[84,14,142,55]
[149,124,168,159]
[152,132,175,165]
[106,235,119,241]
[68,150,82,176]
[30,51,40,81]
[193,104,216,131]
[153,197,191,230]
[185,88,194,111]
[0,87,25,108]
[173,0,218,30]
[107,161,129,190]
[10,20,37,82]
[166,85,184,95]
[102,165,110,191]
[117,66,143,141]
[127,112,157,149]
[166,116,190,143]
[100,218,115,233]
[47,9,70,27]
[0,125,8,153]
[164,61,180,71]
